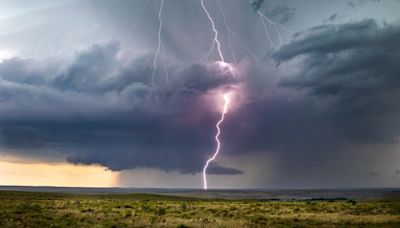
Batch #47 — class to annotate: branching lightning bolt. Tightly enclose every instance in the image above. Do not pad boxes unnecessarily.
[199,0,233,190]
[203,94,231,190]
[151,0,164,89]
[259,12,277,50]
[149,0,291,189]
[215,1,264,62]
[248,0,293,50]
[216,0,237,63]
[200,0,224,63]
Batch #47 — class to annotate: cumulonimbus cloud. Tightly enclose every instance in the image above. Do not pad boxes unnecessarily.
[1,18,400,182]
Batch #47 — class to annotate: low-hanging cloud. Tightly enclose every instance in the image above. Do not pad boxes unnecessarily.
[206,163,244,175]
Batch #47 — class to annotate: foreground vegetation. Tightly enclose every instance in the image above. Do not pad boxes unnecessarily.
[0,191,400,227]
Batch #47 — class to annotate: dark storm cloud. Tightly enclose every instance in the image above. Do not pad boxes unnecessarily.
[276,20,399,145]
[178,64,239,93]
[206,163,244,175]
[0,42,238,175]
[219,19,400,185]
[274,19,400,123]
[1,14,400,183]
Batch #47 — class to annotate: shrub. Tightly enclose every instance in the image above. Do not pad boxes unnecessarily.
[181,203,187,211]
[157,207,166,215]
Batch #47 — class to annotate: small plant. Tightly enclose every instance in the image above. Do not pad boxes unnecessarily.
[347,200,357,205]
[181,203,187,211]
[157,207,166,215]
[251,214,268,225]
[139,202,151,212]
[79,208,94,213]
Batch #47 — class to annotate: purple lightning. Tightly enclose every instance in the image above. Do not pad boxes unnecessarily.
[203,93,231,190]
[138,0,293,189]
[199,0,234,190]
[199,0,288,189]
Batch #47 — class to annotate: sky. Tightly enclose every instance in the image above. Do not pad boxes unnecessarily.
[0,0,399,188]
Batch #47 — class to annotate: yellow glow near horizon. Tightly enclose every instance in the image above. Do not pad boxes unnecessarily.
[0,156,118,187]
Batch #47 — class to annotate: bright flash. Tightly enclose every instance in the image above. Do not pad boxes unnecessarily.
[216,61,237,76]
[202,93,231,190]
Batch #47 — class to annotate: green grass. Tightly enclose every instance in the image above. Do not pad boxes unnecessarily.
[0,191,399,227]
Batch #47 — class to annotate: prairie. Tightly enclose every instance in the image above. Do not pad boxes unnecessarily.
[0,190,400,227]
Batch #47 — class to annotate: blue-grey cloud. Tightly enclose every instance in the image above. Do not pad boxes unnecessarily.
[267,5,296,24]
[206,163,244,175]
[348,0,381,8]
[221,19,400,185]
[250,0,266,11]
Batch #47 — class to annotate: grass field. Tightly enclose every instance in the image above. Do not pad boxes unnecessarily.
[0,191,400,227]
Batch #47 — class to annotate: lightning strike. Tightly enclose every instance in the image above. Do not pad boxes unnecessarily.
[151,0,164,89]
[199,0,236,190]
[200,0,225,63]
[203,93,231,190]
[215,0,272,63]
[259,13,277,50]
[216,0,237,63]
[248,0,293,50]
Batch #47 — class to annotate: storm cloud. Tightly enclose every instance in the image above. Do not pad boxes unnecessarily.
[2,18,400,179]
[221,19,400,185]
[0,41,239,174]
[207,163,244,175]
[0,0,399,187]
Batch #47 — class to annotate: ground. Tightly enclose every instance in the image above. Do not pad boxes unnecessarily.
[0,191,400,227]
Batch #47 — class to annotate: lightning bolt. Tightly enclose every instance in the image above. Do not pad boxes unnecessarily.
[215,0,267,63]
[200,0,225,63]
[199,0,233,190]
[216,0,237,63]
[151,0,164,89]
[203,93,231,190]
[248,0,293,50]
[259,13,278,50]
[148,0,292,190]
